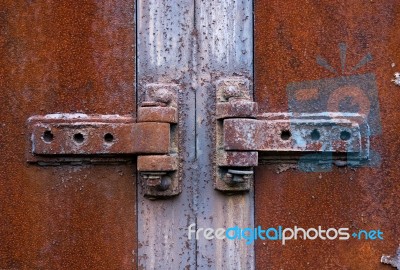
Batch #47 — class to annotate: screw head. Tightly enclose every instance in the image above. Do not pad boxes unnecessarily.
[223,85,241,100]
[154,88,173,104]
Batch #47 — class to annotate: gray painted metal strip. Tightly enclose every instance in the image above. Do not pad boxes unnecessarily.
[194,0,255,269]
[137,0,196,269]
[137,0,254,268]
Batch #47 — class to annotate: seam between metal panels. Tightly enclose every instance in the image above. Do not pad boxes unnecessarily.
[135,0,138,118]
[251,0,256,266]
[192,1,199,268]
[134,0,139,267]
[193,0,198,161]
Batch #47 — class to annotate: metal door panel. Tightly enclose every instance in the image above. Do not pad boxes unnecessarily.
[255,1,400,269]
[0,1,136,269]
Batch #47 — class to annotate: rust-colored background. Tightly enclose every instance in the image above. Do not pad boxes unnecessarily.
[255,1,400,269]
[0,1,136,269]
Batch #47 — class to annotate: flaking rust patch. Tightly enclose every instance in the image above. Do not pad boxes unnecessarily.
[392,72,400,86]
[381,246,400,269]
[275,164,298,174]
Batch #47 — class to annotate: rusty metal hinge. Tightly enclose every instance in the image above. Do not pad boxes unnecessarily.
[27,83,181,199]
[215,77,370,192]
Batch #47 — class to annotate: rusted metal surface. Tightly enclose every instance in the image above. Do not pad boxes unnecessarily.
[0,0,136,269]
[138,83,179,123]
[141,172,171,191]
[142,83,178,107]
[215,77,257,192]
[217,151,258,167]
[223,114,368,156]
[28,111,180,198]
[216,100,258,119]
[137,0,196,268]
[255,1,400,269]
[195,0,255,268]
[138,155,180,198]
[216,78,257,119]
[136,82,181,198]
[137,107,177,123]
[216,77,252,102]
[28,115,170,156]
[137,155,178,172]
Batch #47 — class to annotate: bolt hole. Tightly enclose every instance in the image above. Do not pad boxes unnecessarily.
[73,133,84,144]
[311,129,321,141]
[104,133,114,143]
[340,130,351,141]
[280,130,291,140]
[43,130,54,143]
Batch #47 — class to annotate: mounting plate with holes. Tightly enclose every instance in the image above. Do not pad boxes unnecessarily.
[224,113,369,158]
[27,114,170,160]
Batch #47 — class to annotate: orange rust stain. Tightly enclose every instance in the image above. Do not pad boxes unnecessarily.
[295,88,320,101]
[255,0,400,269]
[0,1,136,269]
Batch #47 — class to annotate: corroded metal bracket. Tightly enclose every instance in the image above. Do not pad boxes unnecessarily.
[215,77,258,192]
[215,77,370,192]
[27,83,181,199]
[137,83,181,198]
[28,116,170,156]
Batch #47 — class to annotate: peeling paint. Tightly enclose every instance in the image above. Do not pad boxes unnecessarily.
[381,246,400,269]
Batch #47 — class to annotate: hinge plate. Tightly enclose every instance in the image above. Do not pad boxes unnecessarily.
[28,114,170,160]
[214,77,371,193]
[224,113,369,159]
[27,83,182,199]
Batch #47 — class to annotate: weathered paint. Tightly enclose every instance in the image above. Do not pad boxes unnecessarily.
[255,1,400,269]
[381,246,400,269]
[0,0,136,269]
[138,0,255,268]
[195,0,255,269]
[223,115,366,155]
[137,0,196,269]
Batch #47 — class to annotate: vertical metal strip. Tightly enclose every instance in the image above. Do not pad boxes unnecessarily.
[195,0,255,269]
[137,0,196,269]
